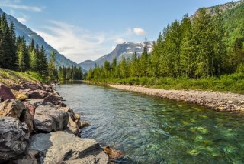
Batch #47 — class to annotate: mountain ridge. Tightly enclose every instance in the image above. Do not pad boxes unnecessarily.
[0,8,78,67]
[79,41,153,71]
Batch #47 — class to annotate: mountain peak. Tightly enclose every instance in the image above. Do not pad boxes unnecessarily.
[79,41,153,71]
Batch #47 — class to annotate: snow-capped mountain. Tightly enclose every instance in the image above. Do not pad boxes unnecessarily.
[79,41,153,71]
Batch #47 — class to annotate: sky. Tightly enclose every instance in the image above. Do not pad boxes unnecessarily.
[0,0,238,63]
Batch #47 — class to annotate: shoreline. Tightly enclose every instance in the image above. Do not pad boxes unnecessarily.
[0,79,110,163]
[109,85,244,112]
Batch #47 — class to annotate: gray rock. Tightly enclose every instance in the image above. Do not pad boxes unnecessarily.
[34,105,69,132]
[29,132,108,164]
[0,117,29,162]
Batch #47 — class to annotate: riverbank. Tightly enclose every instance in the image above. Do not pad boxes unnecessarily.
[110,85,244,112]
[0,69,110,163]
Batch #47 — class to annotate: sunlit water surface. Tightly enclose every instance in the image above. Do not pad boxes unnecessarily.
[56,84,244,164]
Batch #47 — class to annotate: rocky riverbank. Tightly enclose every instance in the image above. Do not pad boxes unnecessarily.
[110,85,244,112]
[0,81,109,164]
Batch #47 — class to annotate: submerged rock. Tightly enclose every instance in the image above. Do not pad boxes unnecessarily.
[0,117,29,162]
[103,146,125,160]
[28,131,109,164]
[34,105,69,132]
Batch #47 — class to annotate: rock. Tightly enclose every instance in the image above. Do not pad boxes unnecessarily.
[28,132,109,164]
[34,105,69,132]
[43,85,53,92]
[12,90,28,101]
[10,84,23,91]
[0,83,15,101]
[25,99,44,107]
[58,108,81,135]
[22,83,41,91]
[0,117,29,162]
[23,102,36,116]
[103,146,125,160]
[23,99,45,116]
[80,122,90,128]
[0,99,25,118]
[28,90,48,99]
[67,116,80,134]
[43,94,65,106]
[20,109,34,135]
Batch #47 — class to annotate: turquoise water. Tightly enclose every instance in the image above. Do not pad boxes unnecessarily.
[56,84,244,164]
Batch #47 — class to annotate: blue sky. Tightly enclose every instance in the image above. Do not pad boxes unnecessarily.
[0,0,238,62]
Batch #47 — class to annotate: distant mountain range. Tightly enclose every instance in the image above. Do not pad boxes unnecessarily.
[79,41,153,71]
[0,8,78,67]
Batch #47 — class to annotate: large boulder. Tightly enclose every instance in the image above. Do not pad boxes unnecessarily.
[0,100,34,135]
[34,105,69,132]
[0,84,15,101]
[0,99,25,118]
[0,117,29,162]
[59,107,82,135]
[28,132,109,164]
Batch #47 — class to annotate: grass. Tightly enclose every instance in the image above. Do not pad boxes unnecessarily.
[86,73,244,94]
[0,69,44,85]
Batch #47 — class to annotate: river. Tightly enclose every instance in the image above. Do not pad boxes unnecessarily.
[56,83,244,164]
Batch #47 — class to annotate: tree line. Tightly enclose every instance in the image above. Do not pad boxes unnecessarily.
[0,12,82,81]
[87,8,244,80]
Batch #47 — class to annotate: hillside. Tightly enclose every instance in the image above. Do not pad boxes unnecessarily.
[0,9,77,67]
[80,41,153,71]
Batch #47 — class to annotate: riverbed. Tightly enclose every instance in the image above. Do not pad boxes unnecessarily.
[56,84,244,164]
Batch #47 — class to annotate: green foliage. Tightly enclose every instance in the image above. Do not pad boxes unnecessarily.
[87,4,244,93]
[0,12,80,82]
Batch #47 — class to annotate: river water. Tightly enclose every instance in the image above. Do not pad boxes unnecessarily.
[56,83,244,164]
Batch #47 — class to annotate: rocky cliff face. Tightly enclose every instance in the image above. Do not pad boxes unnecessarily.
[0,9,78,67]
[194,0,244,16]
[80,41,153,71]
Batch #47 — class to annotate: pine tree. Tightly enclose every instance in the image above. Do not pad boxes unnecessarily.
[38,45,48,77]
[1,13,12,69]
[48,51,56,80]
[9,22,18,70]
[192,9,213,78]
[179,14,194,77]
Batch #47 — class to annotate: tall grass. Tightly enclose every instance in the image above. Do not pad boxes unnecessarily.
[87,73,244,94]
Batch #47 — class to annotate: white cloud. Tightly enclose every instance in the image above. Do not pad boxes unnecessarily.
[115,38,125,44]
[34,21,147,62]
[35,21,111,63]
[17,17,26,23]
[133,28,146,35]
[0,0,43,12]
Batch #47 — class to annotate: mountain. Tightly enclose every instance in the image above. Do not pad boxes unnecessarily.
[79,41,153,71]
[194,0,244,16]
[0,8,78,67]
